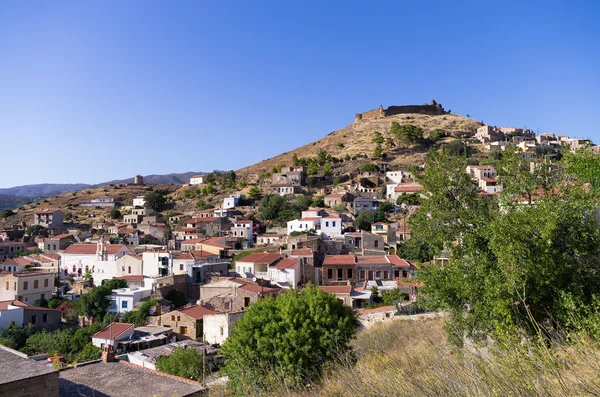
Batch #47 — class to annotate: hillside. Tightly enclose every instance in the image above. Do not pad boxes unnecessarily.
[0,183,91,197]
[0,195,37,212]
[236,109,482,181]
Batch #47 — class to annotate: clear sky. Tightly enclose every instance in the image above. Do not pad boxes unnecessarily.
[1,0,598,188]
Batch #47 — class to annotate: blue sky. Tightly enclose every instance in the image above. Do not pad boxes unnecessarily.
[0,0,598,188]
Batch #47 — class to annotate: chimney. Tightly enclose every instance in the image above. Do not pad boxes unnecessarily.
[102,345,115,363]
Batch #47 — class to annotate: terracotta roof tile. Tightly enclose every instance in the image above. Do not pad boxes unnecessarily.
[93,322,134,340]
[272,258,299,270]
[177,305,218,320]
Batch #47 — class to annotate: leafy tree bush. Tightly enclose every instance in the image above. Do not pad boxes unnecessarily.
[396,192,421,205]
[412,150,600,345]
[307,162,318,175]
[1,209,15,218]
[247,186,262,201]
[121,298,161,326]
[395,238,432,262]
[165,289,187,308]
[196,199,213,210]
[359,163,379,173]
[391,122,424,144]
[372,143,384,159]
[79,279,127,319]
[48,298,62,309]
[429,129,447,142]
[156,347,209,382]
[292,153,300,166]
[221,285,357,393]
[144,191,167,212]
[33,298,48,308]
[337,142,344,149]
[324,163,333,177]
[259,195,286,220]
[201,184,217,196]
[25,224,44,237]
[372,131,384,144]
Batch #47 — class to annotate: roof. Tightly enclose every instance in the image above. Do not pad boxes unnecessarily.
[234,219,252,224]
[58,360,204,397]
[188,237,230,248]
[93,322,134,340]
[299,217,321,221]
[236,252,282,265]
[320,285,351,294]
[191,175,204,178]
[63,243,130,255]
[34,209,60,215]
[186,217,221,224]
[0,299,28,311]
[258,233,284,237]
[271,183,294,187]
[325,193,345,198]
[115,275,145,282]
[1,257,32,266]
[291,248,313,256]
[177,305,218,320]
[49,233,72,240]
[394,184,424,192]
[237,283,280,295]
[0,345,56,386]
[323,255,356,267]
[272,258,299,270]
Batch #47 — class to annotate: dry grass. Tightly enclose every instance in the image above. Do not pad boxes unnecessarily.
[210,318,600,396]
[236,112,482,182]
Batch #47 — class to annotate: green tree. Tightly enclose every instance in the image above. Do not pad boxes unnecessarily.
[247,186,263,201]
[354,211,374,231]
[33,298,48,308]
[201,184,217,196]
[109,209,121,219]
[1,209,15,218]
[221,285,357,393]
[196,199,213,210]
[429,129,447,142]
[121,298,161,326]
[413,150,600,345]
[372,131,384,144]
[372,143,384,159]
[25,225,44,237]
[165,289,187,308]
[317,149,328,166]
[48,298,62,309]
[259,195,286,221]
[156,347,209,382]
[359,163,379,173]
[323,163,333,177]
[307,162,318,176]
[396,192,421,205]
[292,153,300,166]
[144,191,167,212]
[391,122,424,144]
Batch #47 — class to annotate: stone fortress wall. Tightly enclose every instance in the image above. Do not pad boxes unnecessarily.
[355,100,446,122]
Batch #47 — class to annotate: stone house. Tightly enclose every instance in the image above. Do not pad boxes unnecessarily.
[320,284,371,309]
[344,230,385,252]
[371,222,397,244]
[230,219,253,245]
[156,305,218,340]
[322,255,356,285]
[115,254,144,278]
[80,197,115,207]
[33,209,64,229]
[256,233,286,246]
[43,233,73,253]
[353,198,380,215]
[289,248,317,284]
[0,241,27,261]
[200,278,280,312]
[271,184,300,196]
[388,183,424,201]
[0,345,59,397]
[272,166,305,186]
[0,300,61,331]
[474,125,505,143]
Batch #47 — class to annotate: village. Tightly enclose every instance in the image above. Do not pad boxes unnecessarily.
[0,122,594,395]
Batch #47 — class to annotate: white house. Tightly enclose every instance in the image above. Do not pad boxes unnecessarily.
[268,258,301,287]
[0,300,25,328]
[92,322,135,348]
[223,194,243,209]
[203,311,244,346]
[107,287,153,314]
[287,217,320,235]
[142,250,173,277]
[132,196,146,207]
[61,241,132,278]
[230,219,253,245]
[80,197,115,207]
[321,216,342,238]
[385,170,413,184]
[190,175,204,185]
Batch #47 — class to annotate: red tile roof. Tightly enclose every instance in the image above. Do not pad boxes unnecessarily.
[236,252,282,265]
[394,184,424,192]
[178,305,218,320]
[93,322,134,340]
[191,250,218,259]
[272,258,299,270]
[0,300,28,311]
[323,255,356,267]
[116,275,145,282]
[237,283,280,295]
[258,233,284,237]
[62,243,130,255]
[320,285,351,294]
[49,234,72,240]
[34,209,60,215]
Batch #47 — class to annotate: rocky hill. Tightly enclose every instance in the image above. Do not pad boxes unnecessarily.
[236,107,481,181]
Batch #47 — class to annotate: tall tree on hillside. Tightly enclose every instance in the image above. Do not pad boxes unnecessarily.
[412,150,600,345]
[144,191,167,212]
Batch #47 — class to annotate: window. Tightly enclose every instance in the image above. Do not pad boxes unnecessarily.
[122,266,125,272]
[327,269,333,279]
[332,221,336,227]
[359,270,365,280]
[244,297,251,307]
[44,279,48,287]
[180,264,184,271]
[337,268,343,281]
[53,244,56,251]
[374,240,379,248]
[180,326,188,335]
[325,221,329,227]
[41,294,45,300]
[375,271,381,279]
[122,301,128,309]
[5,282,7,290]
[23,281,28,290]
[31,315,37,324]
[347,269,353,279]
[220,327,224,336]
[43,314,48,323]
[177,316,180,321]
[383,271,388,280]
[171,315,175,321]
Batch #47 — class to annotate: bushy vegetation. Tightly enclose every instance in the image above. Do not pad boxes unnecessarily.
[390,122,424,145]
[156,347,210,382]
[79,279,128,320]
[221,285,357,394]
[203,170,237,188]
[144,191,167,212]
[259,194,318,226]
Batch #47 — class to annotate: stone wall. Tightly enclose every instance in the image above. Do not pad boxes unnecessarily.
[202,288,258,313]
[355,101,446,123]
[0,372,58,397]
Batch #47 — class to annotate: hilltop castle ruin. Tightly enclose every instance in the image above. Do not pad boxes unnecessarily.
[354,100,446,123]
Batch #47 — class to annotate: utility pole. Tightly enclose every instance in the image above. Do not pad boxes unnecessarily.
[202,333,206,388]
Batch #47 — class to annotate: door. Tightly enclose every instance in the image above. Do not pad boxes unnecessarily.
[180,326,188,335]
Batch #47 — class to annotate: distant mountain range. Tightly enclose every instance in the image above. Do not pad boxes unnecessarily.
[0,172,203,198]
